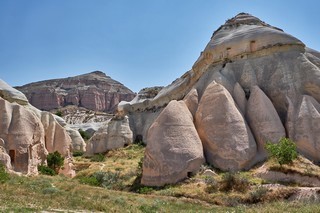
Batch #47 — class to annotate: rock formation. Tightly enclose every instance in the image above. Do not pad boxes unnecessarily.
[117,13,320,186]
[85,116,133,155]
[0,79,75,175]
[141,100,204,186]
[16,71,135,112]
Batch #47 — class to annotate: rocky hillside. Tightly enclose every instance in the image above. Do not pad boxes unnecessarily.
[117,13,320,186]
[16,71,136,112]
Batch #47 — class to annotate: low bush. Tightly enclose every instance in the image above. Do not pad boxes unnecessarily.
[38,165,56,176]
[73,151,84,157]
[248,186,268,203]
[79,171,121,189]
[219,172,250,193]
[90,153,105,162]
[78,129,91,140]
[266,137,298,165]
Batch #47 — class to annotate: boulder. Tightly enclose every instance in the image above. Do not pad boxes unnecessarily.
[141,100,205,186]
[195,82,257,171]
[86,116,133,155]
[246,86,286,161]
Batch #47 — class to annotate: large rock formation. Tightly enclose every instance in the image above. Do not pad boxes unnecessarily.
[117,13,320,186]
[0,79,74,175]
[16,71,135,112]
[85,116,133,155]
[141,100,204,186]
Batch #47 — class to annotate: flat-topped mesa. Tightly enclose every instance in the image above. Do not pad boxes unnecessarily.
[119,13,306,115]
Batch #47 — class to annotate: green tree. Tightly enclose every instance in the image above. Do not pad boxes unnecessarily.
[47,151,64,173]
[265,137,298,165]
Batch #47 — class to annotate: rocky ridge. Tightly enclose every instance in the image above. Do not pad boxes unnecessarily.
[16,71,136,112]
[117,13,320,186]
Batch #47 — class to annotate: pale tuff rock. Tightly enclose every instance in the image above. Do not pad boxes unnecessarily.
[246,86,286,161]
[142,100,204,186]
[115,13,320,186]
[195,82,256,171]
[16,71,135,112]
[291,95,320,162]
[183,88,199,117]
[0,79,74,176]
[0,97,47,174]
[86,116,133,155]
[54,115,86,152]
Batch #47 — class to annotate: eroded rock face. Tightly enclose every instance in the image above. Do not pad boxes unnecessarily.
[0,79,74,175]
[289,95,320,162]
[195,82,257,171]
[142,100,204,186]
[246,86,286,161]
[16,71,135,112]
[86,116,133,155]
[0,97,47,174]
[114,13,320,185]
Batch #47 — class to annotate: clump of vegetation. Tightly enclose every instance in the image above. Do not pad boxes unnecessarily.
[79,171,122,189]
[219,172,250,193]
[72,151,84,157]
[55,110,63,117]
[90,153,105,162]
[266,137,298,165]
[0,163,9,183]
[38,151,64,175]
[38,165,56,176]
[247,186,269,203]
[78,129,91,140]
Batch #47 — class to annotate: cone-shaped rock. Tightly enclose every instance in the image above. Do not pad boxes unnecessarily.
[195,82,257,171]
[142,100,204,186]
[246,86,286,161]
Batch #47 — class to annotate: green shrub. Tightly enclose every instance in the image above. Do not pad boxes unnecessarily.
[78,129,91,140]
[204,176,217,193]
[0,163,9,183]
[90,153,105,162]
[219,172,250,193]
[47,151,64,173]
[38,165,56,176]
[248,186,268,203]
[73,151,84,157]
[79,171,121,189]
[265,138,298,165]
[138,186,154,194]
[55,110,63,117]
[79,176,100,186]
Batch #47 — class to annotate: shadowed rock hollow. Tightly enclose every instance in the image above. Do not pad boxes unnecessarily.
[118,13,320,186]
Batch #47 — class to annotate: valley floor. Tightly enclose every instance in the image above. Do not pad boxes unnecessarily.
[1,144,320,212]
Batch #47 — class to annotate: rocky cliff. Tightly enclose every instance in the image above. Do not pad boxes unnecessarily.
[0,79,79,176]
[118,13,320,186]
[16,71,136,112]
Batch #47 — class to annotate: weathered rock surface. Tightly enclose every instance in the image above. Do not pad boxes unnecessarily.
[0,79,74,175]
[86,116,133,155]
[142,100,204,186]
[16,71,135,112]
[246,86,286,161]
[116,13,320,185]
[195,82,256,171]
[289,95,320,162]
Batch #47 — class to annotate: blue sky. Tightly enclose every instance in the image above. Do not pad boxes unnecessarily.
[0,0,319,92]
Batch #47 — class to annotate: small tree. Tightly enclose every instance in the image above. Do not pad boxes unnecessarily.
[47,151,64,173]
[265,137,298,165]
